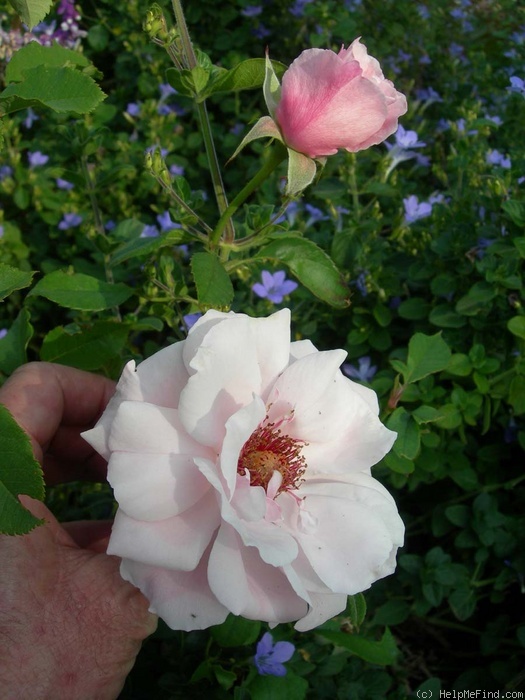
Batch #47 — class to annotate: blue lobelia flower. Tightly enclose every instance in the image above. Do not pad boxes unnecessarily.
[252,270,298,304]
[254,633,295,677]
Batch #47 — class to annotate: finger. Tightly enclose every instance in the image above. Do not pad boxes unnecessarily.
[62,520,113,553]
[43,424,111,484]
[0,362,115,482]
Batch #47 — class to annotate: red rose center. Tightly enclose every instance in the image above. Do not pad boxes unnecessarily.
[237,421,307,493]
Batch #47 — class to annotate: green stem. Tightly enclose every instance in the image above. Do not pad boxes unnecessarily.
[211,144,287,246]
[347,152,360,216]
[171,0,235,243]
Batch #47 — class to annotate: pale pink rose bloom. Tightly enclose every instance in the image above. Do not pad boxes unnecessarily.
[82,309,404,632]
[275,38,408,158]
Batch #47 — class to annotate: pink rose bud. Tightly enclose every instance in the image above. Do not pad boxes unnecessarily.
[274,38,407,159]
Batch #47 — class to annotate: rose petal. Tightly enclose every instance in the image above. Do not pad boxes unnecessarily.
[294,591,348,632]
[208,523,307,623]
[120,554,229,631]
[195,457,298,567]
[108,401,212,458]
[276,49,387,158]
[292,474,404,594]
[82,360,142,459]
[220,396,266,497]
[266,349,347,421]
[135,340,188,408]
[108,452,210,521]
[179,311,291,448]
[107,489,220,571]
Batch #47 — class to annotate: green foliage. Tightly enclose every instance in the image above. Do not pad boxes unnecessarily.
[7,0,52,29]
[0,404,44,535]
[1,0,524,695]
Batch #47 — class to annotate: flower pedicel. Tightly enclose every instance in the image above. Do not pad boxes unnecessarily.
[82,309,404,631]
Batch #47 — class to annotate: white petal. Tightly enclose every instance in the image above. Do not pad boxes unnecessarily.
[82,360,142,459]
[293,474,404,594]
[266,349,347,422]
[119,555,229,631]
[108,401,212,458]
[179,311,291,448]
[108,452,210,521]
[107,489,220,571]
[134,340,189,408]
[207,523,307,624]
[294,592,348,632]
[195,457,298,567]
[220,397,266,497]
[296,374,396,473]
[289,338,318,361]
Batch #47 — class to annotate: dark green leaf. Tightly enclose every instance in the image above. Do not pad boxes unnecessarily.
[455,282,496,316]
[110,229,185,267]
[206,59,286,97]
[0,404,45,535]
[404,332,452,384]
[210,615,261,648]
[316,628,398,666]
[507,316,525,340]
[7,0,52,28]
[28,270,134,311]
[0,66,105,116]
[5,42,91,83]
[0,308,33,374]
[0,263,35,301]
[386,407,421,460]
[40,322,129,370]
[248,672,308,700]
[502,199,525,226]
[257,237,349,308]
[191,252,234,308]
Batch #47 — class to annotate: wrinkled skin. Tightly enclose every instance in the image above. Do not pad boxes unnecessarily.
[0,363,157,700]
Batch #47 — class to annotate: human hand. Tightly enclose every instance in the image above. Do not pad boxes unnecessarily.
[0,362,158,700]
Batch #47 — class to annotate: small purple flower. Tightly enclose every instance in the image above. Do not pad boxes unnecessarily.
[275,201,302,226]
[414,86,442,103]
[58,212,83,230]
[157,211,181,233]
[391,124,426,149]
[0,328,8,340]
[304,203,328,228]
[183,312,202,330]
[159,83,177,100]
[56,178,74,190]
[403,195,432,224]
[125,102,141,117]
[486,149,511,169]
[252,270,298,304]
[145,146,169,158]
[0,225,4,239]
[508,76,525,97]
[455,118,477,136]
[169,163,185,177]
[105,220,116,231]
[23,107,39,129]
[254,633,295,677]
[354,270,368,297]
[28,151,49,168]
[290,0,314,17]
[140,224,160,238]
[475,237,495,259]
[342,356,378,383]
[252,24,271,39]
[241,5,263,17]
[485,114,502,126]
[0,165,13,181]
